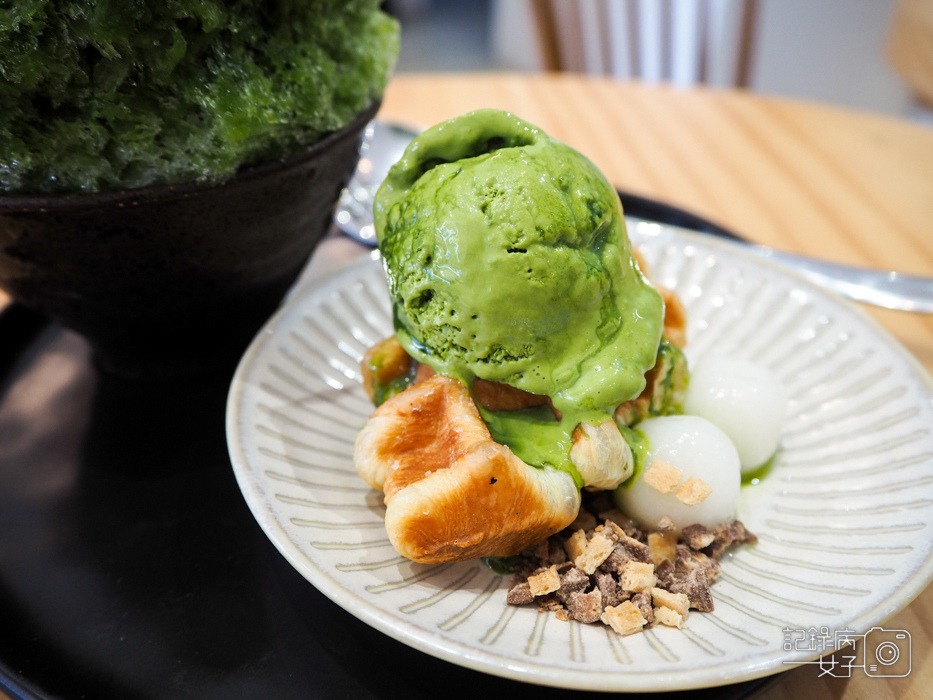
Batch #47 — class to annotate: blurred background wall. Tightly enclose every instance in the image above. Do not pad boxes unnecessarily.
[386,0,931,123]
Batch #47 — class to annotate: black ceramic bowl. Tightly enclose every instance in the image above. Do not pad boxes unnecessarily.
[0,102,379,379]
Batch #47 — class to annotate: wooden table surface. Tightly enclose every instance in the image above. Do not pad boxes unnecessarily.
[376,73,933,700]
[2,72,933,700]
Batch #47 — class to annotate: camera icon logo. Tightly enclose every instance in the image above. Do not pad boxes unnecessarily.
[863,627,911,677]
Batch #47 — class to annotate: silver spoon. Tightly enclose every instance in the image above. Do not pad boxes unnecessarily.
[334,121,417,245]
[333,121,933,314]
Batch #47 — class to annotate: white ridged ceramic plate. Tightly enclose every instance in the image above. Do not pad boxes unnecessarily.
[226,222,933,692]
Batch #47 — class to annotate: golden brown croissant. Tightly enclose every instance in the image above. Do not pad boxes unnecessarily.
[353,374,581,564]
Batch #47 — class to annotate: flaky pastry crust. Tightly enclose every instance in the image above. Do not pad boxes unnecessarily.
[354,374,581,564]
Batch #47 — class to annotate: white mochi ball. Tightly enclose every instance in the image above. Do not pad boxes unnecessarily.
[683,355,786,473]
[614,415,741,531]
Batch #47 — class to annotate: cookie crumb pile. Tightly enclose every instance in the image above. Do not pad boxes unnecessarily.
[505,494,756,636]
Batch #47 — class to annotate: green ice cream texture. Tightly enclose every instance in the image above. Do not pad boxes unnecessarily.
[0,0,399,193]
[374,109,664,485]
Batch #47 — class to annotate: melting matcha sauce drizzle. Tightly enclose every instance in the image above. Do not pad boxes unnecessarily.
[375,110,664,489]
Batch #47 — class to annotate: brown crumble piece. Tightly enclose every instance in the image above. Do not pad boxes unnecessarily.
[603,522,651,562]
[668,567,715,613]
[556,565,590,602]
[704,521,758,559]
[566,588,604,623]
[599,551,629,577]
[675,543,722,581]
[506,580,533,606]
[681,523,716,550]
[630,591,655,626]
[594,571,624,608]
[504,493,757,638]
[654,557,675,585]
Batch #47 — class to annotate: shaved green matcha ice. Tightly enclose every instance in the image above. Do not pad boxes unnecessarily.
[375,109,664,479]
[0,0,399,193]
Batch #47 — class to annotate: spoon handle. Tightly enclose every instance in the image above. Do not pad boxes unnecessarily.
[620,192,933,315]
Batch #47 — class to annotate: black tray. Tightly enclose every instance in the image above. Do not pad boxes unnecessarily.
[0,203,774,700]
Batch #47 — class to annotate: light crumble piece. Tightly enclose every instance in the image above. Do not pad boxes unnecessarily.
[528,565,561,596]
[620,561,656,593]
[575,532,615,574]
[642,458,682,493]
[676,476,712,505]
[648,531,678,566]
[651,587,690,618]
[563,529,589,562]
[654,605,684,629]
[601,601,647,637]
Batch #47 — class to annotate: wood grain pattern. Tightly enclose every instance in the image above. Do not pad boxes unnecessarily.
[376,73,933,698]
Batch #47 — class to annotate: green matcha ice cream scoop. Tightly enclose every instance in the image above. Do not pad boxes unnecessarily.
[374,109,663,478]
